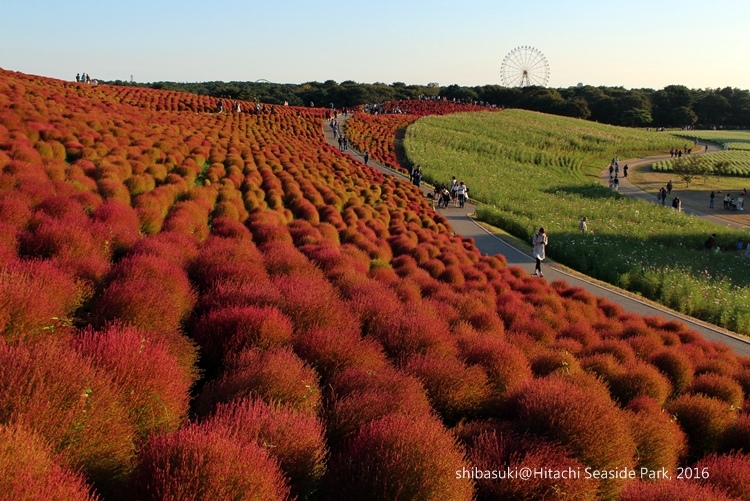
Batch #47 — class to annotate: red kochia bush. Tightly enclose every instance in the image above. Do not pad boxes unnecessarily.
[466,429,598,501]
[609,361,673,406]
[207,398,327,501]
[625,396,687,473]
[0,259,86,342]
[0,339,135,489]
[74,323,193,439]
[404,354,493,424]
[190,305,293,373]
[666,394,737,460]
[326,366,434,447]
[689,373,745,409]
[504,375,635,499]
[648,348,695,393]
[620,480,737,501]
[197,346,321,416]
[292,325,388,381]
[93,259,195,322]
[326,414,473,501]
[0,423,97,501]
[694,452,750,501]
[132,424,290,501]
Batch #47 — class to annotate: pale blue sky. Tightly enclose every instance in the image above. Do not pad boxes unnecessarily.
[2,0,749,90]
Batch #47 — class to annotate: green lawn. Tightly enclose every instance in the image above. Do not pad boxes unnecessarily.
[404,110,750,334]
[672,129,750,151]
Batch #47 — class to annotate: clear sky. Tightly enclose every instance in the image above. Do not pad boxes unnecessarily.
[2,0,749,91]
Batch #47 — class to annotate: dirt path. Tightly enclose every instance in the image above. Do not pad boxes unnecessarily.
[324,115,750,355]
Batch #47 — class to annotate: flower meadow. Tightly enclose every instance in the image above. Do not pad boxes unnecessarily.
[403,111,750,334]
[3,70,750,500]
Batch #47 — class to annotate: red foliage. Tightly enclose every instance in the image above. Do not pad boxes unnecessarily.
[465,428,599,501]
[649,348,695,393]
[0,423,97,501]
[73,322,193,439]
[459,333,532,396]
[0,259,87,343]
[198,346,321,416]
[689,373,745,408]
[190,305,293,373]
[609,361,674,406]
[694,452,750,500]
[625,397,687,473]
[206,397,327,500]
[404,354,493,424]
[132,423,290,501]
[326,414,473,501]
[504,375,635,499]
[620,480,737,501]
[666,394,737,460]
[326,366,434,447]
[292,325,388,381]
[0,339,135,489]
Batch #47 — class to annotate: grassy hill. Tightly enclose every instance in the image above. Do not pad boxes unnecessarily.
[405,110,750,333]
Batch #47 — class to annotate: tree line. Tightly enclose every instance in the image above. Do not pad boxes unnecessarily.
[109,78,750,129]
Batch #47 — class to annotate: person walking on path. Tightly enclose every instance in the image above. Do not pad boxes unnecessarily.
[456,181,468,208]
[710,191,715,209]
[667,180,673,195]
[532,227,548,277]
[363,150,369,165]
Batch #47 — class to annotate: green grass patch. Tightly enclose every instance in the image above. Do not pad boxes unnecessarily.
[652,150,750,177]
[404,110,750,334]
[672,130,750,150]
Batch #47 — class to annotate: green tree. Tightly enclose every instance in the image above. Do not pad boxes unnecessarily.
[621,108,652,127]
[672,155,708,188]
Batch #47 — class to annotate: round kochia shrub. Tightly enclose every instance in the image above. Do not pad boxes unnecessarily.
[666,394,737,460]
[404,354,492,425]
[465,428,598,501]
[189,305,293,374]
[0,423,97,501]
[197,346,321,416]
[620,480,737,501]
[207,398,327,501]
[625,397,687,473]
[0,339,135,490]
[326,414,473,501]
[132,423,290,501]
[73,322,194,439]
[504,374,635,499]
[694,452,750,501]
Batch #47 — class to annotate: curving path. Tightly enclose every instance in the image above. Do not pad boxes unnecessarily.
[325,116,750,356]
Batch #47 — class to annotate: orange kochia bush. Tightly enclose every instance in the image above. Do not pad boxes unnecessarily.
[1,69,750,498]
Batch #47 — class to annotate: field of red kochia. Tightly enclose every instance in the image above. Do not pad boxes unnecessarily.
[2,69,750,500]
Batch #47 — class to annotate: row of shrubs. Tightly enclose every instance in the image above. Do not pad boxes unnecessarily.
[2,69,750,500]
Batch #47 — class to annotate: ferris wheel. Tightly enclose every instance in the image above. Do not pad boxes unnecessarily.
[501,46,550,87]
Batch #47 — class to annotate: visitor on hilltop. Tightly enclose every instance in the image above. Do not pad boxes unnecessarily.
[75,73,80,82]
[532,227,548,278]
[217,100,224,113]
[710,191,715,209]
[579,216,588,233]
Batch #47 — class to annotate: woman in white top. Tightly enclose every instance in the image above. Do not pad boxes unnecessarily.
[532,227,548,277]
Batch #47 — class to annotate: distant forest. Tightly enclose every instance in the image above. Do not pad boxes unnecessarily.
[109,78,750,129]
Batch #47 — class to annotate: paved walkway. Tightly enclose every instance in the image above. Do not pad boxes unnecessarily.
[325,117,750,356]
